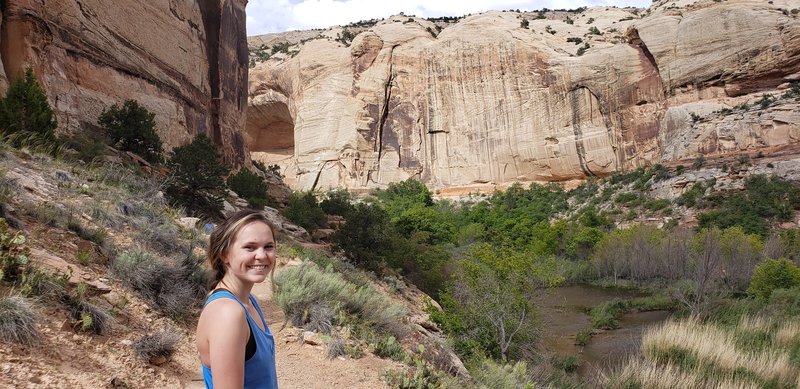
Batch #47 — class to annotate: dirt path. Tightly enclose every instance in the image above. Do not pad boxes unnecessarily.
[181,274,398,389]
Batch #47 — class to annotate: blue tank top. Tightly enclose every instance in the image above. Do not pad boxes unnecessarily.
[201,290,278,389]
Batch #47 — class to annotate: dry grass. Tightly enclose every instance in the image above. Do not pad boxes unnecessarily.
[635,317,800,388]
[775,320,800,346]
[608,359,762,389]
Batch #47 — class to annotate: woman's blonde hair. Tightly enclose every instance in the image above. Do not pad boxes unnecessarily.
[207,209,276,288]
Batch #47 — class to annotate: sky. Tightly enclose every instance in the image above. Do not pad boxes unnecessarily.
[246,0,653,36]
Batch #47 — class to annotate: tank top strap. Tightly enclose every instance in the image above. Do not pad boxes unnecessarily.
[204,290,258,326]
[248,294,269,333]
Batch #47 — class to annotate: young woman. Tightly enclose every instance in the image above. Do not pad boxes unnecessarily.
[196,210,278,389]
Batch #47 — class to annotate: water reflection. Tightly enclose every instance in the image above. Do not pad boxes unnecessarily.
[537,285,670,377]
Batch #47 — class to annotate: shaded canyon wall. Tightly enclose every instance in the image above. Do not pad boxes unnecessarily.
[0,0,249,164]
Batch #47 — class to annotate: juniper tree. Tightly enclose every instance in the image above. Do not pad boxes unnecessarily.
[99,100,163,163]
[0,67,57,144]
[164,135,229,220]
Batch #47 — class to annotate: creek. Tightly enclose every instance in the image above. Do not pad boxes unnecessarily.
[537,285,671,377]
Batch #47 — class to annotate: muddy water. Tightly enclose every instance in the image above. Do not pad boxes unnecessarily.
[537,285,671,377]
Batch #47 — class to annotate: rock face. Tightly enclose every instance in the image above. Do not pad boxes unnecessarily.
[247,0,800,191]
[0,0,249,164]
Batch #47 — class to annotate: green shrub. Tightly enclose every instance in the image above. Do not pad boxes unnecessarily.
[470,358,534,389]
[0,218,31,283]
[575,329,593,346]
[283,191,326,231]
[643,199,670,212]
[698,175,800,237]
[99,100,163,163]
[274,262,407,336]
[553,354,581,373]
[520,18,529,28]
[370,335,406,361]
[164,135,230,220]
[65,298,112,335]
[76,250,93,266]
[748,258,800,299]
[0,67,57,146]
[227,168,271,209]
[320,188,354,216]
[332,202,394,270]
[0,295,40,345]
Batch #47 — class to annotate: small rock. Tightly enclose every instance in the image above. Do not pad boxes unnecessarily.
[54,170,72,182]
[120,339,133,346]
[102,291,126,307]
[1,363,11,374]
[149,355,168,365]
[302,331,322,346]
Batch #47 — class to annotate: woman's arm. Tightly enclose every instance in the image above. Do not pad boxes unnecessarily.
[205,299,250,389]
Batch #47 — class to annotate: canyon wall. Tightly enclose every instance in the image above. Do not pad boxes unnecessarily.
[0,0,249,164]
[247,0,800,191]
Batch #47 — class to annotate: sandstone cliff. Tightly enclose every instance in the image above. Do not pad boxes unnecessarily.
[247,0,800,191]
[0,0,249,164]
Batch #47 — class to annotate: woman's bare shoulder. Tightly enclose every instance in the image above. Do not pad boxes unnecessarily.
[201,297,247,324]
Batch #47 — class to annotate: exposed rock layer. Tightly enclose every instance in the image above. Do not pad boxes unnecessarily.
[1,0,249,164]
[247,0,800,191]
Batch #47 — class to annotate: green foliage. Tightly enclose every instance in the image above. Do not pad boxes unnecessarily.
[370,335,406,361]
[552,355,581,373]
[0,295,40,345]
[332,202,393,270]
[748,258,800,299]
[575,329,593,346]
[384,357,456,389]
[676,181,707,208]
[699,175,800,237]
[392,205,455,245]
[520,18,529,28]
[227,168,271,209]
[336,28,356,46]
[320,188,354,217]
[164,135,230,220]
[99,100,163,163]
[470,358,535,389]
[576,43,590,56]
[566,37,583,44]
[284,191,326,231]
[588,26,602,35]
[376,179,433,218]
[274,262,407,336]
[0,67,57,146]
[66,298,112,335]
[0,218,30,282]
[432,244,563,360]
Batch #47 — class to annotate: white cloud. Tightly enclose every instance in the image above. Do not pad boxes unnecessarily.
[246,0,653,36]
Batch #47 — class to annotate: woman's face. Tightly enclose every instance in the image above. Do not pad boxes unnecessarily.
[223,221,276,284]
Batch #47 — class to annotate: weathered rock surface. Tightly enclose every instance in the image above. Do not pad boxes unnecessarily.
[1,0,249,165]
[247,0,800,191]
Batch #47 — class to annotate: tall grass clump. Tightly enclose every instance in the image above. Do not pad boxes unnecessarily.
[111,248,208,318]
[0,295,40,345]
[274,262,407,336]
[629,317,800,388]
[133,328,181,362]
[470,358,534,389]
